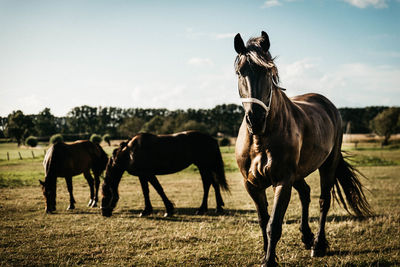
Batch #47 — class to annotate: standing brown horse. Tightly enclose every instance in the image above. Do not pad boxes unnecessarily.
[101,131,229,217]
[39,140,108,213]
[234,31,372,266]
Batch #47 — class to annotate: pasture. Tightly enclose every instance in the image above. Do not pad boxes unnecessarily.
[0,140,399,266]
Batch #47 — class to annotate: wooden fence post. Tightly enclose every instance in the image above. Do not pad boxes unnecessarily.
[32,151,35,158]
[7,152,9,161]
[18,152,22,160]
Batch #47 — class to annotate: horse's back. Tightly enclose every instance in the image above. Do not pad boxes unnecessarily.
[291,93,341,127]
[127,131,219,175]
[44,140,100,177]
[290,93,343,176]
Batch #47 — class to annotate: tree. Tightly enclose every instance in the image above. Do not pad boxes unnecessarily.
[370,107,400,146]
[141,115,165,134]
[103,134,111,146]
[118,117,145,138]
[26,136,38,147]
[5,110,35,146]
[35,108,57,137]
[50,134,64,144]
[90,134,102,144]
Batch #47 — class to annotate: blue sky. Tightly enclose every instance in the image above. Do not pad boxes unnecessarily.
[0,0,399,116]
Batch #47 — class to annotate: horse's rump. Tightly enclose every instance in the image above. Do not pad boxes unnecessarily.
[44,141,107,178]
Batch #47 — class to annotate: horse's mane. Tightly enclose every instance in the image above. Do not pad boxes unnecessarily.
[234,36,279,82]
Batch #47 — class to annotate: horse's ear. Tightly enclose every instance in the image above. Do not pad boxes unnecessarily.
[39,180,45,186]
[260,31,270,52]
[234,33,247,54]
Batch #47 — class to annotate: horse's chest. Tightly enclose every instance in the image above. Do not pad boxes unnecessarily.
[245,151,273,187]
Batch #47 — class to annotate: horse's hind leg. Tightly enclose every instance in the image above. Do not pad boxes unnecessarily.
[138,176,153,216]
[293,179,314,249]
[83,171,95,207]
[65,176,75,210]
[211,176,224,214]
[92,173,100,207]
[147,175,174,217]
[197,168,212,215]
[312,155,338,257]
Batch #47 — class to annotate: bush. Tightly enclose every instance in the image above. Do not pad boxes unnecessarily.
[90,134,102,144]
[50,134,63,144]
[103,134,111,146]
[219,137,230,147]
[25,136,38,147]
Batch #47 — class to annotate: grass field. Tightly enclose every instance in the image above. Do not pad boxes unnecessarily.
[0,140,399,266]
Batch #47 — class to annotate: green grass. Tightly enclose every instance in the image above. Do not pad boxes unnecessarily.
[0,142,399,266]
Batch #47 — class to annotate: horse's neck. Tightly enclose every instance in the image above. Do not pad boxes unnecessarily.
[265,88,294,135]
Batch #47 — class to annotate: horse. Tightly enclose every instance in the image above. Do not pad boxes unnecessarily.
[233,31,372,266]
[39,140,108,213]
[101,131,229,217]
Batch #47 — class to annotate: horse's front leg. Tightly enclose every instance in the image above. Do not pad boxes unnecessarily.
[147,175,174,217]
[65,176,75,210]
[138,176,153,216]
[244,181,270,260]
[264,182,292,267]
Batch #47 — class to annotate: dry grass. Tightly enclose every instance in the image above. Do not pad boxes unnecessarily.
[0,143,399,266]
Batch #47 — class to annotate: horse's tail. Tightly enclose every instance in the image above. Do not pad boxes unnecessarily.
[333,154,372,217]
[212,142,229,192]
[93,143,108,176]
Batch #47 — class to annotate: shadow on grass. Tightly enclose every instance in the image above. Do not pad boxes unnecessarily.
[118,208,258,222]
[328,245,400,257]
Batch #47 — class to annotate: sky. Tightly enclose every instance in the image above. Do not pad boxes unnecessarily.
[0,0,399,116]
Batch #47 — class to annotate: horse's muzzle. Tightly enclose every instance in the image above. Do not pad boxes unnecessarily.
[101,206,113,217]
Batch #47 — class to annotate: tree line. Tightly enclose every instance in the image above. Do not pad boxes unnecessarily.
[0,105,398,146]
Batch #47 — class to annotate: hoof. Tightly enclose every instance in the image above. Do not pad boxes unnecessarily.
[101,208,113,217]
[139,209,153,217]
[311,248,326,257]
[302,234,314,250]
[88,199,93,207]
[261,259,278,267]
[91,201,98,208]
[67,204,75,210]
[164,209,174,217]
[216,207,224,214]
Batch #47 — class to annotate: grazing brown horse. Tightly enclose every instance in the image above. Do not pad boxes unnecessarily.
[234,31,372,266]
[39,140,108,213]
[101,131,229,217]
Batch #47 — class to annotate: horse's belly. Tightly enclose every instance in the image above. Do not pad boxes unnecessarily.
[129,159,192,176]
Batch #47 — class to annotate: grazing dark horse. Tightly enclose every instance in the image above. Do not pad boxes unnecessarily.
[39,140,108,213]
[234,31,372,266]
[101,131,229,217]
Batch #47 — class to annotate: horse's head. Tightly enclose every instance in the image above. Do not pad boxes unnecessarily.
[234,31,279,135]
[101,141,131,217]
[39,179,56,213]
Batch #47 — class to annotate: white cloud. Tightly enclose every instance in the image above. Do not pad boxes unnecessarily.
[343,0,387,8]
[187,57,214,67]
[278,58,400,107]
[215,33,236,40]
[129,66,238,110]
[262,0,282,8]
[185,28,237,41]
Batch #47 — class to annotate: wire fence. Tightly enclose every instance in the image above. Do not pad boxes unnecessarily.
[0,150,47,161]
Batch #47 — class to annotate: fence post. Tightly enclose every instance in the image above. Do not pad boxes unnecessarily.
[32,151,35,158]
[7,152,9,161]
[18,152,22,160]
